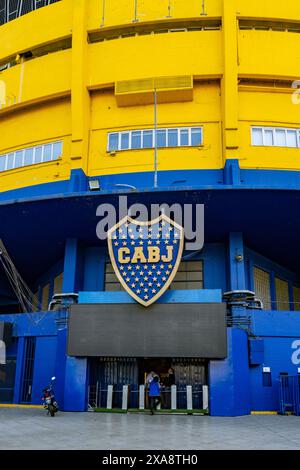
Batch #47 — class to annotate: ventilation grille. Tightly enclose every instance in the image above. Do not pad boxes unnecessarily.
[116,75,193,95]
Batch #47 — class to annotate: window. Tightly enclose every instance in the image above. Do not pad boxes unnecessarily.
[252,126,300,148]
[24,148,34,166]
[41,284,50,311]
[53,273,63,295]
[108,133,119,151]
[275,277,290,311]
[167,129,178,147]
[180,129,189,146]
[107,127,203,152]
[132,131,142,149]
[35,146,43,164]
[157,129,167,148]
[253,267,271,310]
[170,261,203,290]
[104,263,124,292]
[262,370,272,387]
[32,291,39,312]
[143,130,153,148]
[0,141,63,173]
[14,150,23,168]
[120,133,130,150]
[191,128,202,146]
[293,286,300,311]
[104,261,203,292]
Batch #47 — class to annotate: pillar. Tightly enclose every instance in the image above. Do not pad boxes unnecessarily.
[228,232,246,291]
[55,238,88,411]
[222,0,239,163]
[209,328,251,416]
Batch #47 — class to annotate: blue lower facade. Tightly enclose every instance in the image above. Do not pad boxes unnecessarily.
[1,307,300,415]
[1,164,300,416]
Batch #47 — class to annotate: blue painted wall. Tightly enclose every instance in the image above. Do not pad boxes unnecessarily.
[3,164,300,207]
[2,227,300,415]
[248,310,300,411]
[31,336,57,404]
[209,328,251,416]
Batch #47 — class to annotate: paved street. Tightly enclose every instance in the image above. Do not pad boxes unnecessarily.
[0,408,300,450]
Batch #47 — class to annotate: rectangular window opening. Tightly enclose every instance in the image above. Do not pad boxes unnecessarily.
[107,126,203,152]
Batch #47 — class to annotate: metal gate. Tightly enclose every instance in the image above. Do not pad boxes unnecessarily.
[279,375,300,416]
[89,357,139,409]
[21,337,36,404]
[171,358,206,409]
[0,356,16,403]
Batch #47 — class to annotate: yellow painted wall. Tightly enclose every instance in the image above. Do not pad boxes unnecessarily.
[0,99,72,192]
[89,83,222,176]
[0,49,71,108]
[239,89,300,170]
[239,30,300,80]
[87,0,223,30]
[237,0,300,22]
[0,0,72,62]
[0,0,300,192]
[88,31,222,87]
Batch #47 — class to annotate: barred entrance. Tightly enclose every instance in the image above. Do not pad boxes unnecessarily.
[88,357,208,411]
[20,337,36,404]
[0,357,16,403]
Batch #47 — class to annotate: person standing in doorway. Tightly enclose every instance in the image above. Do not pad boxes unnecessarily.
[148,375,161,415]
[164,367,176,409]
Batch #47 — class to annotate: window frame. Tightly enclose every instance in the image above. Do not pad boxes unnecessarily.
[107,126,204,152]
[0,140,63,173]
[251,126,300,148]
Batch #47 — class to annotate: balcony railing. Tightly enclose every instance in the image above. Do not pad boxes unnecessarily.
[0,0,60,26]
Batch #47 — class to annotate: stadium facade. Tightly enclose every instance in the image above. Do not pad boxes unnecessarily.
[0,0,300,416]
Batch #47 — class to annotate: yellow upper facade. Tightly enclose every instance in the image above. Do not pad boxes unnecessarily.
[0,0,300,192]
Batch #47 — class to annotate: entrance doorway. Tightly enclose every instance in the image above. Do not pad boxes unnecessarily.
[0,357,16,403]
[138,358,172,385]
[88,357,208,410]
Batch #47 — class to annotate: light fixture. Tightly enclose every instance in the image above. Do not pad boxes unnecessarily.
[88,179,100,191]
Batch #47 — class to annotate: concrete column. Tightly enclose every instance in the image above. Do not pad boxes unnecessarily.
[139,385,145,410]
[71,0,90,172]
[55,323,88,412]
[228,232,246,291]
[221,0,239,161]
[122,385,129,410]
[187,385,193,411]
[209,328,251,416]
[203,385,209,411]
[107,385,113,410]
[83,247,106,291]
[171,385,177,410]
[62,238,80,294]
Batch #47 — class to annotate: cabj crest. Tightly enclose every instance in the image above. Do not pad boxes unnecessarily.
[108,214,184,307]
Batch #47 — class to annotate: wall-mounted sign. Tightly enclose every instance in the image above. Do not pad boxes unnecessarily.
[108,214,184,307]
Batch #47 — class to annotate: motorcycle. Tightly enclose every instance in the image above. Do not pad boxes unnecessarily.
[42,376,59,417]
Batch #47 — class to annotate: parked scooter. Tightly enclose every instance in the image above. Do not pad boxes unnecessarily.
[42,377,59,417]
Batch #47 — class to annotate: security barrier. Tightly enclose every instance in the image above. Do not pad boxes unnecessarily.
[88,384,209,413]
[279,376,300,416]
